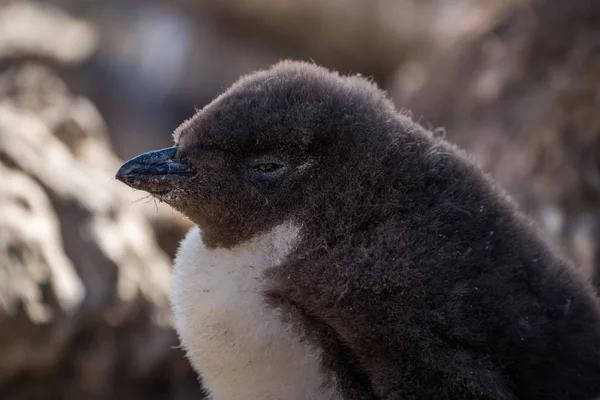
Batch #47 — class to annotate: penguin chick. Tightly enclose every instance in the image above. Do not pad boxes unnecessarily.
[116,61,600,400]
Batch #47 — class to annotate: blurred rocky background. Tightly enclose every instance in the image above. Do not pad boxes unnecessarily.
[0,0,598,398]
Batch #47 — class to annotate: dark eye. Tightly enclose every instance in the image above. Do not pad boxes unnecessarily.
[255,163,283,173]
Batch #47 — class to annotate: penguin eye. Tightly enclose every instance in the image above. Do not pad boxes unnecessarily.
[255,163,283,173]
[248,157,288,180]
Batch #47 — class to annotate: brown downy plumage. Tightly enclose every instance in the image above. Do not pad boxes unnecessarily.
[116,61,600,400]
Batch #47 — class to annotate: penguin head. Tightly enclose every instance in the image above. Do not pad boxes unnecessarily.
[116,61,405,248]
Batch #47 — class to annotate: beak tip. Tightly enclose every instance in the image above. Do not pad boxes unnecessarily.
[115,161,137,184]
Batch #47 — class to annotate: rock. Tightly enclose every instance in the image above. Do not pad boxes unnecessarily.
[0,63,200,399]
[0,1,98,65]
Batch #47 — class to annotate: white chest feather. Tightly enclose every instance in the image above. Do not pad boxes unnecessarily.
[171,222,337,400]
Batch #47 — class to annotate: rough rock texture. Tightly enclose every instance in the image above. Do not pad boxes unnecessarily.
[0,3,199,398]
[392,0,600,286]
[0,64,199,400]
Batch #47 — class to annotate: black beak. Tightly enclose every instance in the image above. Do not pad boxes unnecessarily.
[115,146,196,194]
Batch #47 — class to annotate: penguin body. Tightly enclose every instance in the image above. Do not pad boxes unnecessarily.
[117,61,600,400]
